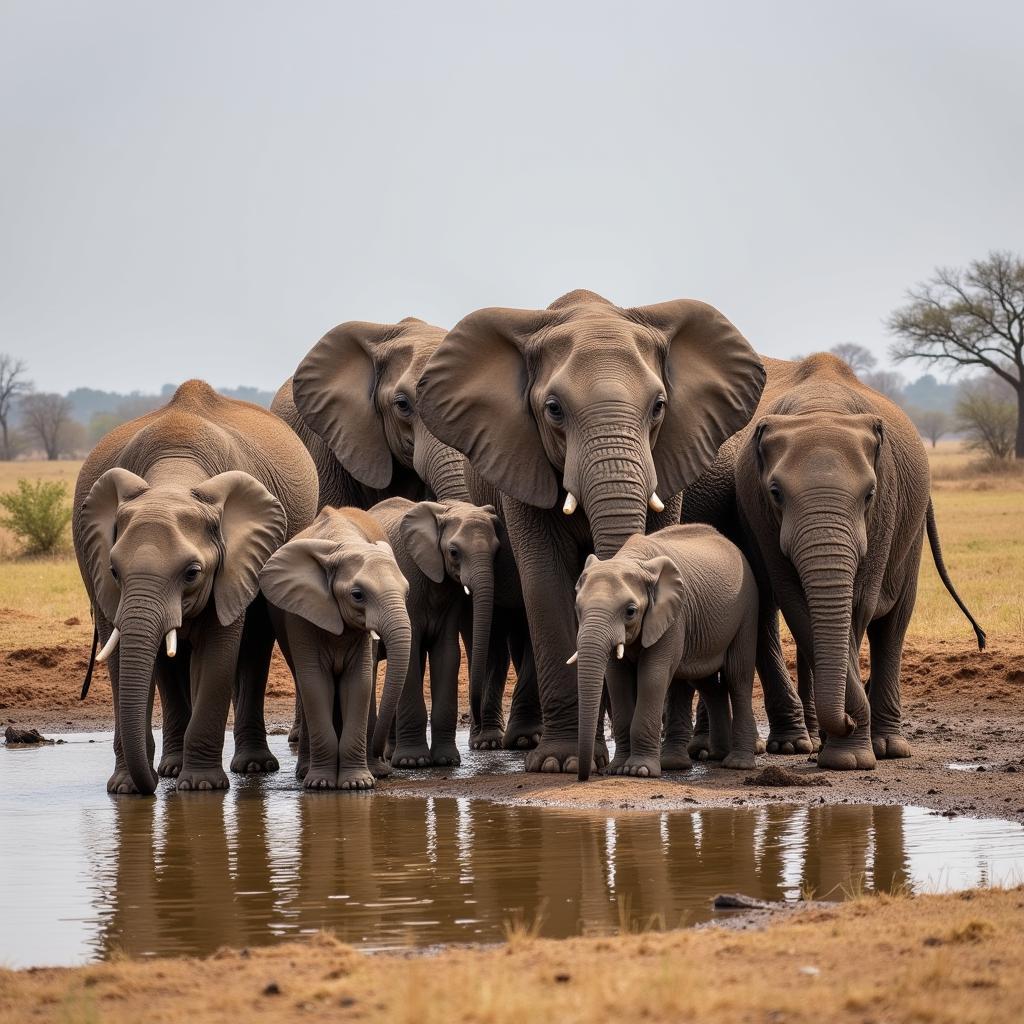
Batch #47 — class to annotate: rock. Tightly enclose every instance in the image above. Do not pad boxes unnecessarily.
[713,893,773,911]
[744,765,832,788]
[64,617,81,626]
[4,726,52,745]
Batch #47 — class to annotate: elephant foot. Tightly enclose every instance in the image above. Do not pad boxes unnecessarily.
[369,756,392,779]
[337,769,375,791]
[618,756,661,778]
[722,750,757,771]
[390,743,432,769]
[766,728,814,756]
[295,760,309,781]
[303,769,337,791]
[754,735,767,755]
[230,745,280,774]
[660,745,693,771]
[502,716,543,750]
[287,720,300,745]
[157,751,183,778]
[687,733,727,762]
[430,741,462,767]
[606,752,629,774]
[107,767,158,795]
[470,725,505,751]
[817,735,876,771]
[176,766,229,792]
[524,737,600,775]
[872,731,913,759]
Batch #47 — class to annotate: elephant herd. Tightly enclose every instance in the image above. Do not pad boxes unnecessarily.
[72,289,985,795]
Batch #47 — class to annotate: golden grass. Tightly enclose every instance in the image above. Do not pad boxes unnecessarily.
[2,887,1022,1024]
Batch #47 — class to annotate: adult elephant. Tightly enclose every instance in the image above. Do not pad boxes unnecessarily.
[417,289,766,774]
[73,381,318,794]
[690,353,984,770]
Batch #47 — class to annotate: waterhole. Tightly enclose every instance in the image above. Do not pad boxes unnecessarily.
[3,732,1023,967]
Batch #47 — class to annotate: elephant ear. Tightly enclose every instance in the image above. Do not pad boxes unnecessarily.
[80,468,150,622]
[630,300,766,498]
[260,538,344,634]
[292,321,396,490]
[193,471,288,626]
[640,555,684,648]
[417,307,560,509]
[400,500,447,583]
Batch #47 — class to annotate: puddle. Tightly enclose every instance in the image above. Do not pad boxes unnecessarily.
[3,732,1024,967]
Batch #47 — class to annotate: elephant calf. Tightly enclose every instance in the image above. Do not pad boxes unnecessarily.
[572,524,759,780]
[369,497,502,768]
[260,507,412,790]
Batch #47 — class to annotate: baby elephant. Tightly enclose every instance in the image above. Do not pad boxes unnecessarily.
[572,524,759,780]
[259,507,411,790]
[369,497,501,768]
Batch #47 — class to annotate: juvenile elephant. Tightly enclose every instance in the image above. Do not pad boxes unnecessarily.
[259,507,412,790]
[369,497,502,768]
[571,525,759,779]
[73,381,318,794]
[690,354,984,770]
[417,290,765,774]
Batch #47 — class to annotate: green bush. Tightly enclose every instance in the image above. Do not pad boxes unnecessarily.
[0,479,73,555]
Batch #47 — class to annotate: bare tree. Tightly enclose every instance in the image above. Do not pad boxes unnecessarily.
[955,374,1017,461]
[909,406,951,448]
[888,251,1024,459]
[830,342,877,375]
[20,392,75,461]
[0,354,32,460]
[863,368,906,404]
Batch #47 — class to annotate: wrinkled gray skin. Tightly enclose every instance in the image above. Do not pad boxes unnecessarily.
[573,525,759,780]
[687,354,985,770]
[369,497,501,768]
[418,290,766,774]
[72,381,318,795]
[259,507,411,790]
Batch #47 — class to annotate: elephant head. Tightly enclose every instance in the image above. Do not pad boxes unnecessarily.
[401,499,502,721]
[258,531,412,760]
[417,290,765,558]
[751,411,884,742]
[79,468,287,794]
[572,552,684,779]
[292,317,466,500]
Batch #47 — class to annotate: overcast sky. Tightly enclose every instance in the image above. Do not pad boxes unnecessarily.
[1,1,1021,395]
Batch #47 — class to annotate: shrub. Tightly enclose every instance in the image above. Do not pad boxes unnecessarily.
[0,479,73,555]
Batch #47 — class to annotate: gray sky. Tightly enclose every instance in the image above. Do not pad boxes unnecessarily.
[2,1,1021,395]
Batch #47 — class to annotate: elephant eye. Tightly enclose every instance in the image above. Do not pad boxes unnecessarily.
[110,565,120,582]
[865,486,876,505]
[183,564,202,584]
[625,602,638,619]
[768,481,784,507]
[544,397,564,423]
[448,544,460,561]
[351,587,365,603]
[393,393,413,417]
[651,396,666,420]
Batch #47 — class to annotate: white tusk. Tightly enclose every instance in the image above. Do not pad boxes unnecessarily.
[566,651,579,665]
[165,629,177,658]
[616,643,624,660]
[464,585,471,596]
[96,628,120,664]
[370,630,381,642]
[648,491,665,513]
[563,492,578,515]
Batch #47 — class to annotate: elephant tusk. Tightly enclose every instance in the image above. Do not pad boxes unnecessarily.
[616,643,624,660]
[370,630,381,642]
[464,585,471,596]
[648,491,665,513]
[165,629,177,658]
[96,628,120,664]
[566,651,579,665]
[563,492,578,515]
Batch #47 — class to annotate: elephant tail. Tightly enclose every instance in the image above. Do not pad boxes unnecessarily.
[80,621,99,700]
[926,498,986,650]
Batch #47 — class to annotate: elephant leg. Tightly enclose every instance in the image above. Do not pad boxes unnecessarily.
[503,611,543,750]
[156,646,191,778]
[695,676,731,761]
[661,680,694,770]
[428,618,462,766]
[867,580,917,760]
[176,618,242,792]
[687,697,712,760]
[797,648,820,749]
[231,595,279,775]
[621,653,674,778]
[391,638,431,769]
[336,640,375,790]
[287,697,301,745]
[817,635,877,771]
[470,608,511,750]
[760,607,812,755]
[604,658,636,773]
[289,641,339,790]
[721,634,759,770]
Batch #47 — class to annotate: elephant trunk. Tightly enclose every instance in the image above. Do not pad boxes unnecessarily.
[414,422,469,502]
[465,560,495,725]
[790,514,859,740]
[369,595,413,759]
[575,612,615,781]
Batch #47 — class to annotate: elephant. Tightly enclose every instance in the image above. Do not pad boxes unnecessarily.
[687,353,985,770]
[259,506,412,790]
[417,289,766,774]
[571,524,759,779]
[72,380,318,794]
[368,497,502,768]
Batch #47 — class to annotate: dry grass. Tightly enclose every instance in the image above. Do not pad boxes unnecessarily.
[2,887,1023,1023]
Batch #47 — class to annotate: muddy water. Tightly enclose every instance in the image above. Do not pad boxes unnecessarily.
[3,733,1024,968]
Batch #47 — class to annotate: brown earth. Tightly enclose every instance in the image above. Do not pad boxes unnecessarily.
[2,887,1023,1024]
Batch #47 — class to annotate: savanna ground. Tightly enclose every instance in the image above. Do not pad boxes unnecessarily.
[1,445,1023,1022]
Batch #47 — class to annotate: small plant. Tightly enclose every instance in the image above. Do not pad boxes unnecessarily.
[0,478,73,555]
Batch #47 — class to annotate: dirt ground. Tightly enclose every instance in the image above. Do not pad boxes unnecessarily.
[2,887,1022,1024]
